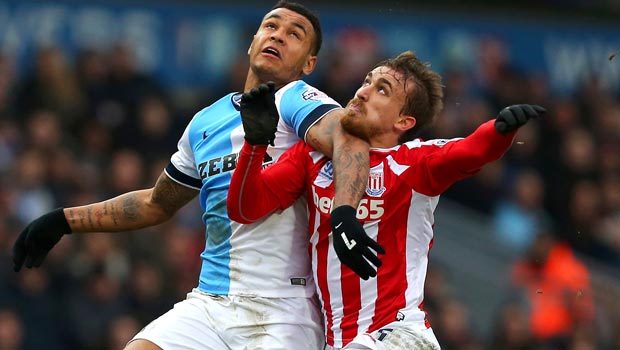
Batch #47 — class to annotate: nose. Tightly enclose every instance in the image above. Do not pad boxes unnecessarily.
[356,86,370,102]
[270,29,285,44]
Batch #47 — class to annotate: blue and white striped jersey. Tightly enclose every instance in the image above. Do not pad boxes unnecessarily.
[165,80,341,297]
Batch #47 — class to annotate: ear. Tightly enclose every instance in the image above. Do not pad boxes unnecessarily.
[396,114,416,134]
[302,55,318,76]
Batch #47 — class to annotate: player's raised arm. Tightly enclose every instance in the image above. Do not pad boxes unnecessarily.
[228,82,284,223]
[12,171,198,272]
[412,104,547,196]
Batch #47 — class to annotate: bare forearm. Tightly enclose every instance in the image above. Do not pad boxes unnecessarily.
[332,134,369,208]
[305,110,340,158]
[306,110,370,208]
[65,172,198,233]
[65,190,170,233]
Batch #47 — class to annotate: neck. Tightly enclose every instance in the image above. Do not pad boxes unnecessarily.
[369,134,400,149]
[243,68,261,92]
[243,67,302,92]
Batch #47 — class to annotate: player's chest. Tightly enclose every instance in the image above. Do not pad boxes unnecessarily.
[191,113,245,179]
[311,160,408,220]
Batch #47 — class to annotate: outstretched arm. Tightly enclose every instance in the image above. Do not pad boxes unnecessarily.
[413,104,546,196]
[306,110,369,208]
[13,171,198,271]
[66,172,198,232]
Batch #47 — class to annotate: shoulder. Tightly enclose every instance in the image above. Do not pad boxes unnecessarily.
[188,93,238,127]
[178,92,237,140]
[276,80,339,107]
[397,137,465,153]
[194,93,238,117]
[369,139,445,163]
[402,138,460,148]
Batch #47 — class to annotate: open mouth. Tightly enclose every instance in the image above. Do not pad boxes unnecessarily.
[262,47,280,59]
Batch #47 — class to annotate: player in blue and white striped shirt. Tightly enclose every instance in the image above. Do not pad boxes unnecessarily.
[12,1,370,349]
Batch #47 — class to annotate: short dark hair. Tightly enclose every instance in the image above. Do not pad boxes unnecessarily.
[271,0,322,56]
[375,51,444,143]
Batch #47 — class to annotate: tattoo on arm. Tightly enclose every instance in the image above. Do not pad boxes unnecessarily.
[347,153,368,199]
[151,173,198,216]
[307,109,370,208]
[87,207,95,230]
[67,209,76,226]
[66,208,91,231]
[97,202,108,228]
[349,152,368,199]
[94,209,104,228]
[307,134,324,153]
[109,202,119,226]
[78,211,85,228]
[333,143,369,207]
[63,173,196,233]
[122,194,141,221]
[306,110,339,157]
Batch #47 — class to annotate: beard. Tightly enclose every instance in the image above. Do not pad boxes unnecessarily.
[341,100,372,142]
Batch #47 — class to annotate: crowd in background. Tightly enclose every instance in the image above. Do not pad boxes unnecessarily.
[0,17,618,350]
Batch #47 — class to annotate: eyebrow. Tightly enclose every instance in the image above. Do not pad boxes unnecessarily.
[264,13,308,35]
[377,77,394,91]
[367,72,394,92]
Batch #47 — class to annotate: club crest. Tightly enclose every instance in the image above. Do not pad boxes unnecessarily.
[366,171,386,196]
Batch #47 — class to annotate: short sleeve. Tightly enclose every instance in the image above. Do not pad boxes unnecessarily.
[275,81,341,141]
[165,121,202,190]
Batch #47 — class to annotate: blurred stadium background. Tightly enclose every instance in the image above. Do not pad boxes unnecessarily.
[0,0,618,349]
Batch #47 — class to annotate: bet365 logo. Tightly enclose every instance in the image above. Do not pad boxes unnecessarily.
[312,187,384,220]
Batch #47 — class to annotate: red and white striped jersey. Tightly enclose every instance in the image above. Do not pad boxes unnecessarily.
[227,120,516,347]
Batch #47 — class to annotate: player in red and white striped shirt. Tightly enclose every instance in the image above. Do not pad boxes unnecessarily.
[228,51,545,349]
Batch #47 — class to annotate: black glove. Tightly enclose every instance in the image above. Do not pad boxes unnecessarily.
[13,208,72,272]
[494,104,546,134]
[240,81,279,146]
[330,205,385,280]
